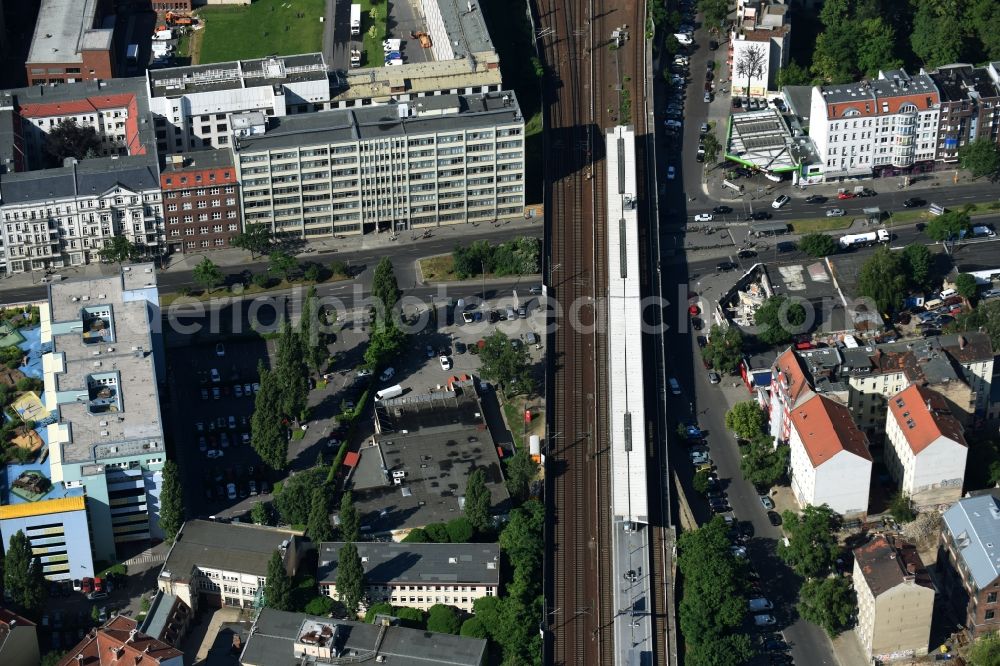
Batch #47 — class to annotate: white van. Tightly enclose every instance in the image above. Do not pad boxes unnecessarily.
[375,384,403,401]
[939,288,957,299]
[668,377,681,395]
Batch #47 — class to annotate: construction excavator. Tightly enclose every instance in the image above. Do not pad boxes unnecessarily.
[164,11,195,26]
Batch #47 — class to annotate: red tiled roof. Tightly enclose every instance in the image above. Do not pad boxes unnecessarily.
[791,394,872,468]
[888,384,966,454]
[774,348,813,406]
[56,616,183,666]
[18,94,135,119]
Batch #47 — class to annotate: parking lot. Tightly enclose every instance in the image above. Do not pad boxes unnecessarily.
[167,338,275,518]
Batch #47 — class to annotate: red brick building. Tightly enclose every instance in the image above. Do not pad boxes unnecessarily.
[25,0,116,85]
[160,151,243,255]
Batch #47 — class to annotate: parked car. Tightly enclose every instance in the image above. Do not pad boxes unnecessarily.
[694,213,713,222]
[667,166,676,180]
[804,194,826,204]
[759,495,775,510]
[837,191,856,200]
[825,208,846,217]
[380,367,396,382]
[754,614,777,627]
[87,591,108,601]
[767,511,782,526]
[903,197,926,208]
[708,372,721,384]
[439,355,452,371]
[206,449,223,459]
[215,342,225,357]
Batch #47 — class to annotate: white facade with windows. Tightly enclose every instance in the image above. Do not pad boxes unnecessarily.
[809,70,940,180]
[233,91,525,238]
[0,159,163,273]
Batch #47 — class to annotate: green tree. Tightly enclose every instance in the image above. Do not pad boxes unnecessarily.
[250,500,272,525]
[158,460,184,542]
[363,320,406,370]
[426,604,462,634]
[701,132,721,164]
[336,542,365,616]
[692,468,713,495]
[460,616,489,639]
[307,487,334,542]
[44,119,102,166]
[697,0,729,29]
[926,209,972,242]
[41,652,67,666]
[99,236,137,266]
[478,330,534,394]
[269,250,299,282]
[274,322,309,421]
[464,468,492,534]
[777,505,840,579]
[3,530,46,613]
[955,273,979,301]
[856,17,903,77]
[339,491,361,543]
[393,606,426,629]
[740,435,789,488]
[958,137,1000,179]
[500,501,544,571]
[425,522,450,543]
[754,295,808,345]
[372,257,402,318]
[677,517,746,643]
[776,60,812,87]
[505,450,537,502]
[858,246,907,313]
[445,517,474,543]
[230,224,273,259]
[951,299,1000,351]
[299,287,330,377]
[364,602,395,622]
[304,595,336,616]
[798,576,857,637]
[725,401,766,440]
[192,257,223,293]
[701,324,743,374]
[967,631,1000,666]
[798,233,838,257]
[911,1,967,69]
[901,243,934,290]
[402,527,429,543]
[251,363,288,470]
[888,491,916,523]
[264,549,293,611]
[685,634,756,666]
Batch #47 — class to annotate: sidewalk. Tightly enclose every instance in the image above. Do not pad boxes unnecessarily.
[0,216,542,292]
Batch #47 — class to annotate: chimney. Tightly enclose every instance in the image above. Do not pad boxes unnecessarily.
[128,628,138,643]
[906,562,917,574]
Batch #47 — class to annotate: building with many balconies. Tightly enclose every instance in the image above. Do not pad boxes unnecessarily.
[808,69,940,180]
[232,91,525,237]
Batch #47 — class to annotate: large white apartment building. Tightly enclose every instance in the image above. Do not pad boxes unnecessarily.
[232,91,525,237]
[0,157,163,273]
[317,542,500,613]
[40,265,167,561]
[809,69,940,179]
[884,384,967,508]
[787,393,872,517]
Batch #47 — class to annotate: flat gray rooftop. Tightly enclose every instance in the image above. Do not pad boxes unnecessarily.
[234,91,521,153]
[48,266,164,464]
[147,53,328,98]
[27,0,111,65]
[316,541,500,586]
[727,108,798,172]
[159,520,299,583]
[241,608,487,666]
[434,0,496,58]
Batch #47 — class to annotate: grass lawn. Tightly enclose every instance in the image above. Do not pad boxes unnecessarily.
[418,254,456,281]
[501,395,545,452]
[197,0,325,64]
[788,217,855,233]
[357,0,387,68]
